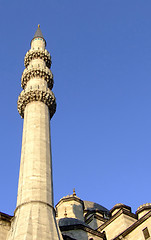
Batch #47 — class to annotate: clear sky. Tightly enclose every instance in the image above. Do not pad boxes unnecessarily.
[0,0,151,216]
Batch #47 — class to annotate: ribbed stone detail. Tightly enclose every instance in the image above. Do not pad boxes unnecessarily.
[137,203,151,212]
[21,67,53,89]
[17,89,56,119]
[24,49,51,68]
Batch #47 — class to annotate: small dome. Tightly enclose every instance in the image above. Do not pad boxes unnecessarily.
[110,203,131,214]
[83,200,109,213]
[56,194,84,208]
[113,203,124,208]
[137,203,151,214]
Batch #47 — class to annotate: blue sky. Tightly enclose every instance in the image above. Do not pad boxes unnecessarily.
[0,0,151,216]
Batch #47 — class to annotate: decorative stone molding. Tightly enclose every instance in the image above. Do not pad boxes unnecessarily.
[14,201,55,215]
[21,67,53,89]
[0,212,12,222]
[136,203,151,214]
[56,196,84,209]
[110,203,131,215]
[24,49,51,68]
[59,220,105,238]
[17,89,56,119]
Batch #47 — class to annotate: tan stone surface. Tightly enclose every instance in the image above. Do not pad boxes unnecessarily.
[125,215,151,240]
[56,199,84,221]
[102,212,136,239]
[7,203,62,240]
[17,101,53,206]
[0,220,10,240]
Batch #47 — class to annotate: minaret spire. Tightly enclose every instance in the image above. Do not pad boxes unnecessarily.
[31,24,46,46]
[7,26,63,240]
[33,24,45,39]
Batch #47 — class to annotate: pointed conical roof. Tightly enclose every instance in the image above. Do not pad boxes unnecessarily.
[34,24,44,38]
[31,24,46,45]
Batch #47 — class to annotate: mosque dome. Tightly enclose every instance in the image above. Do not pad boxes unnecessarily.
[83,200,109,213]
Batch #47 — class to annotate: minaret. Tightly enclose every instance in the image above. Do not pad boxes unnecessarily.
[7,25,63,240]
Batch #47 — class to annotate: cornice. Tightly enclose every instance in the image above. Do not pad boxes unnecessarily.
[60,223,106,239]
[56,196,84,209]
[0,212,12,223]
[14,201,55,215]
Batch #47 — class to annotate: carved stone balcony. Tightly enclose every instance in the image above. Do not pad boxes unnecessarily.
[17,87,56,119]
[24,49,51,68]
[21,66,53,89]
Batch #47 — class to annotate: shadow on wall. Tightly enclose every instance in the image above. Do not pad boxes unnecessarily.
[63,235,77,240]
[62,232,95,240]
[63,236,94,240]
[72,203,83,220]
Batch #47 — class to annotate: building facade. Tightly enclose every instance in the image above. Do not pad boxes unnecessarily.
[0,27,151,240]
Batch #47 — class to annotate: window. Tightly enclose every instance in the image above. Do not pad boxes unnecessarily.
[143,227,150,239]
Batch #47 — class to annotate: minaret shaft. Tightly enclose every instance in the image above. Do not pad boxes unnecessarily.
[17,101,53,207]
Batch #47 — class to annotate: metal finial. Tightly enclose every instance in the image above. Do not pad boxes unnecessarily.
[38,24,40,28]
[73,188,76,196]
[64,208,67,218]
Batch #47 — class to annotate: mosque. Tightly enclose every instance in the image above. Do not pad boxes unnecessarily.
[0,26,151,240]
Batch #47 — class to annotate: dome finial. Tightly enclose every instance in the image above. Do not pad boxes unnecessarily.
[38,24,40,28]
[73,188,76,196]
[64,208,67,218]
